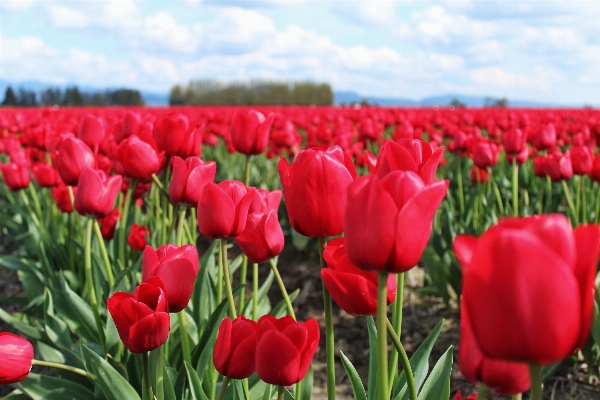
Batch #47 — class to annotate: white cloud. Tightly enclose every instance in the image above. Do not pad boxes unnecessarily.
[332,0,397,26]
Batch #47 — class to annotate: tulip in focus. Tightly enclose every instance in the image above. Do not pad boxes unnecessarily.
[142,244,199,313]
[345,171,448,273]
[74,167,122,218]
[255,315,320,386]
[107,277,170,353]
[118,135,161,181]
[169,156,216,207]
[0,332,34,384]
[153,114,189,156]
[235,209,284,264]
[213,316,258,379]
[230,110,275,155]
[52,136,95,186]
[321,237,396,316]
[455,214,600,365]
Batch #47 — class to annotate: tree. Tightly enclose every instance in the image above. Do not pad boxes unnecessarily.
[17,89,38,107]
[1,87,18,106]
[62,86,84,106]
[450,98,465,107]
[41,88,63,106]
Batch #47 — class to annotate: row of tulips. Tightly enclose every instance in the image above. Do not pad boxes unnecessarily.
[0,106,599,400]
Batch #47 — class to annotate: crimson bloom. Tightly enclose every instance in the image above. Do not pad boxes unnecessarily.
[255,315,320,386]
[153,114,189,156]
[74,167,122,218]
[570,145,593,175]
[98,208,120,240]
[502,128,527,155]
[31,162,60,187]
[1,162,30,191]
[0,332,33,384]
[455,215,600,365]
[235,209,284,264]
[278,146,356,238]
[169,156,216,207]
[321,237,396,316]
[197,180,255,238]
[78,114,105,149]
[248,188,282,213]
[213,316,258,379]
[470,166,489,184]
[52,184,75,213]
[231,110,274,155]
[107,277,170,353]
[52,136,95,186]
[128,224,149,251]
[142,244,199,313]
[345,171,448,273]
[118,135,161,181]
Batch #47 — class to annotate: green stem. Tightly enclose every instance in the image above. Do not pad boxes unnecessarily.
[119,180,136,271]
[511,394,522,400]
[156,344,165,400]
[595,185,600,223]
[537,175,544,215]
[456,156,465,218]
[178,312,192,366]
[376,273,389,400]
[19,190,41,229]
[85,218,106,354]
[576,175,582,222]
[277,385,285,400]
[512,157,519,217]
[561,180,578,225]
[476,383,491,399]
[93,220,115,289]
[31,359,96,380]
[191,208,198,245]
[269,258,295,319]
[238,255,248,315]
[217,240,224,304]
[492,176,505,217]
[318,236,336,400]
[151,173,170,198]
[28,183,43,217]
[582,175,588,223]
[529,364,543,400]
[545,176,552,213]
[176,207,187,246]
[386,319,416,400]
[216,377,230,400]
[252,262,259,321]
[142,352,154,400]
[220,239,237,318]
[244,154,252,187]
[388,272,404,390]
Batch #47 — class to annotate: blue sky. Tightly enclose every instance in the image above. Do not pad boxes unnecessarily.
[1,0,600,105]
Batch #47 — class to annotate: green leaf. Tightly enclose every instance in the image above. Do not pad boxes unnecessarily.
[81,346,141,400]
[232,379,247,400]
[53,275,98,343]
[591,300,600,346]
[299,365,313,400]
[185,362,209,400]
[340,352,367,400]
[417,346,453,400]
[0,308,43,340]
[366,316,377,400]
[163,365,177,400]
[270,289,299,318]
[17,373,94,400]
[243,269,274,317]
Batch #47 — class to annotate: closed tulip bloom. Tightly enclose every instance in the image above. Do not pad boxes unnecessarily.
[107,277,170,353]
[235,209,284,264]
[0,332,33,384]
[231,110,274,155]
[248,188,282,214]
[142,244,199,313]
[345,171,448,273]
[470,166,489,184]
[52,184,75,213]
[472,140,499,169]
[256,315,320,386]
[78,114,105,149]
[128,224,149,251]
[197,180,255,238]
[538,123,557,149]
[1,162,30,191]
[31,162,60,187]
[368,139,444,184]
[52,136,95,186]
[74,167,122,218]
[116,111,141,143]
[213,316,258,379]
[98,208,120,240]
[591,153,600,183]
[502,128,527,155]
[455,215,600,365]
[178,124,205,159]
[459,299,530,395]
[278,146,356,238]
[506,146,529,166]
[119,135,161,181]
[169,156,216,207]
[321,237,396,316]
[153,114,189,156]
[570,145,593,175]
[546,150,573,182]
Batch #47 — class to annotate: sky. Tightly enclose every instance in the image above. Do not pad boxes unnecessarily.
[1,0,600,105]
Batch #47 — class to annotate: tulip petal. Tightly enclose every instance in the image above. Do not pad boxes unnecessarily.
[321,269,378,316]
[198,183,236,238]
[128,312,170,353]
[453,235,479,272]
[256,331,301,386]
[420,146,444,184]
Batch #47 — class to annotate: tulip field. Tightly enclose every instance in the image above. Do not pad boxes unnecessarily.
[1,105,600,400]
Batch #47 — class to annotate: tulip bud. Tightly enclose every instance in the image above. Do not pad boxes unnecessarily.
[74,168,122,218]
[169,156,216,207]
[235,210,284,264]
[0,162,30,191]
[213,316,258,379]
[231,110,274,155]
[52,136,95,186]
[0,332,33,384]
[128,224,149,251]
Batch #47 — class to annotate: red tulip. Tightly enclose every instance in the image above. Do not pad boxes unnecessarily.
[78,114,105,149]
[128,224,149,251]
[545,150,573,182]
[505,146,529,166]
[98,208,120,240]
[471,140,499,169]
[455,215,600,365]
[570,145,593,175]
[459,299,530,395]
[452,391,477,400]
[31,161,60,187]
[118,135,161,181]
[52,136,95,186]
[591,153,600,183]
[142,244,199,313]
[153,114,189,156]
[248,188,282,214]
[169,156,216,207]
[321,237,396,316]
[0,332,33,384]
[116,111,141,143]
[178,124,205,159]
[367,139,444,184]
[502,128,527,155]
[213,316,258,379]
[197,180,255,238]
[52,183,75,213]
[470,166,489,184]
[278,146,356,237]
[0,162,30,191]
[255,315,320,386]
[231,110,274,155]
[537,123,557,150]
[74,167,122,218]
[107,277,170,353]
[345,171,448,273]
[235,209,284,264]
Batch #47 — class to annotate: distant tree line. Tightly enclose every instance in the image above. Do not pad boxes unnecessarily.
[170,79,334,106]
[1,86,145,107]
